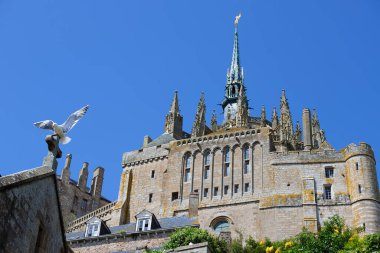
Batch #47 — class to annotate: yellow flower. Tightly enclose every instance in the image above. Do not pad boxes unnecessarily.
[266,246,274,253]
[275,247,282,253]
[259,240,265,246]
[334,229,339,234]
[285,241,294,249]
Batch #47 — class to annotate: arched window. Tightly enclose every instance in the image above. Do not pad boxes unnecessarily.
[224,148,230,177]
[184,155,192,182]
[244,145,250,174]
[213,221,230,233]
[204,151,211,180]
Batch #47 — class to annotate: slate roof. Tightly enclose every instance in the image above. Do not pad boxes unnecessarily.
[66,215,197,241]
[145,133,176,148]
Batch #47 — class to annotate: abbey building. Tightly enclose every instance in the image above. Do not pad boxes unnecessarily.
[64,17,380,250]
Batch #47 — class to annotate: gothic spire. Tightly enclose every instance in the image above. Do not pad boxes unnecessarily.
[279,89,293,134]
[211,110,218,132]
[170,91,180,114]
[261,105,266,127]
[236,85,249,127]
[164,91,183,139]
[228,14,242,83]
[271,107,279,131]
[191,93,206,137]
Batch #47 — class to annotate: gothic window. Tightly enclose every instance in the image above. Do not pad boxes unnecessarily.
[213,220,230,233]
[325,167,334,178]
[324,185,332,200]
[184,155,192,182]
[204,151,211,179]
[244,145,250,174]
[224,148,230,177]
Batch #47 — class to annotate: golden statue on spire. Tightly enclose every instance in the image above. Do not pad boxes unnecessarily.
[235,13,242,26]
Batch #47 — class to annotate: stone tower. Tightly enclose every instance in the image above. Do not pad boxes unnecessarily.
[164,91,183,139]
[191,93,206,137]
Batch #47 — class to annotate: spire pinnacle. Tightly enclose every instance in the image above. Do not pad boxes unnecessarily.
[261,105,266,127]
[170,91,180,114]
[229,14,242,83]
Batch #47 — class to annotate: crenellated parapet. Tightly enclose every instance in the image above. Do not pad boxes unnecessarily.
[341,142,375,161]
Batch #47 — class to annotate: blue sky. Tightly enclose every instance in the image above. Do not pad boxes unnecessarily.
[0,1,379,201]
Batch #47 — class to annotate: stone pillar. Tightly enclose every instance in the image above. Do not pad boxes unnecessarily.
[188,192,199,218]
[90,166,104,199]
[42,135,62,171]
[302,108,312,151]
[77,162,89,191]
[61,154,72,184]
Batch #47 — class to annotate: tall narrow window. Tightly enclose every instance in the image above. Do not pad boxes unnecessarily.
[149,193,153,203]
[204,188,209,198]
[224,185,229,195]
[151,170,155,178]
[324,185,332,200]
[244,183,250,192]
[184,155,192,182]
[204,151,211,179]
[356,162,359,171]
[224,148,230,176]
[358,184,362,194]
[234,184,239,193]
[214,187,219,196]
[325,167,334,178]
[244,146,250,174]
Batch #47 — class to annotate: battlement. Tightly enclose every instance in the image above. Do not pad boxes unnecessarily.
[341,142,375,161]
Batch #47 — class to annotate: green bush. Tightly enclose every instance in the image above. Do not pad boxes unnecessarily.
[163,227,227,253]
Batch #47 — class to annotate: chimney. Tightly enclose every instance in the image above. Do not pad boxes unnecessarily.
[42,135,62,171]
[143,135,152,147]
[188,192,199,218]
[61,154,72,184]
[302,108,312,151]
[77,162,89,191]
[90,166,104,199]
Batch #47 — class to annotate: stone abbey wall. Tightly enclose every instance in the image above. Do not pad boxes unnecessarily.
[113,127,380,241]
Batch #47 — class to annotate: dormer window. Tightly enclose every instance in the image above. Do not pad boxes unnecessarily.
[136,218,151,231]
[86,223,100,237]
[135,210,161,232]
[84,216,111,238]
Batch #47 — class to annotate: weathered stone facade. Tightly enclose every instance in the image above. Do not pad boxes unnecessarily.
[0,135,70,253]
[107,18,380,242]
[57,153,111,226]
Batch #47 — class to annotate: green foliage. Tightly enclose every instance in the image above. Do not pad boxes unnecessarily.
[363,232,380,253]
[163,227,227,253]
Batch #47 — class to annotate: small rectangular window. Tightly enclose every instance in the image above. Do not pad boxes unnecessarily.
[204,188,209,197]
[234,184,239,193]
[194,189,199,193]
[171,192,179,201]
[81,199,88,211]
[149,193,153,203]
[244,161,250,174]
[151,170,155,178]
[214,187,219,196]
[224,163,230,177]
[204,166,210,179]
[184,168,191,182]
[325,167,334,178]
[358,184,362,194]
[224,185,229,195]
[244,183,250,192]
[324,185,332,200]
